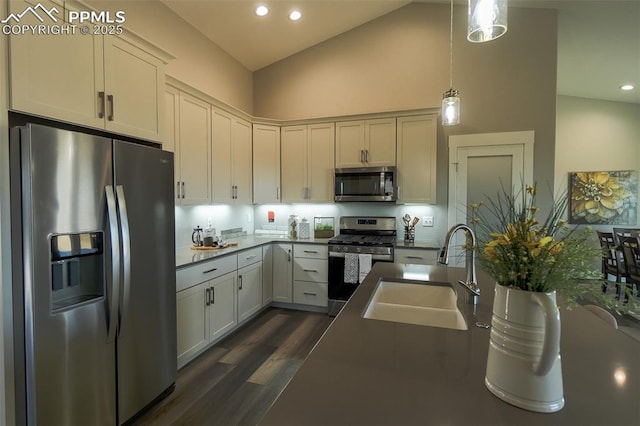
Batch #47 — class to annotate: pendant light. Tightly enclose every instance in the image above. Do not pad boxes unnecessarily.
[467,0,508,43]
[442,0,460,126]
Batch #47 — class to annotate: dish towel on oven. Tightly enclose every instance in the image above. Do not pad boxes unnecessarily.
[344,253,359,284]
[358,254,372,283]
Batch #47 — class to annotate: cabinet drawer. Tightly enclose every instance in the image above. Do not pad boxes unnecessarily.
[177,254,237,291]
[294,244,328,259]
[394,248,438,265]
[237,247,262,269]
[293,258,328,283]
[293,281,328,307]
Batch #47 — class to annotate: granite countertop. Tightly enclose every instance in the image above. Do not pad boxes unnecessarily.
[261,263,640,425]
[394,239,441,249]
[175,235,332,268]
[176,236,442,268]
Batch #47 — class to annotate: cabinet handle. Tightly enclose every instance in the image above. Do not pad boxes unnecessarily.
[245,254,257,260]
[176,182,181,199]
[360,149,365,163]
[304,250,318,254]
[303,292,317,296]
[211,286,215,304]
[287,249,292,262]
[98,91,105,118]
[407,256,424,260]
[303,269,318,273]
[239,275,243,290]
[107,94,114,121]
[365,149,369,163]
[234,185,238,199]
[276,186,280,200]
[205,288,211,306]
[181,182,185,199]
[202,267,218,274]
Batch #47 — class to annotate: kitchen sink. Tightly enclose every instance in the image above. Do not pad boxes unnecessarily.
[362,279,468,330]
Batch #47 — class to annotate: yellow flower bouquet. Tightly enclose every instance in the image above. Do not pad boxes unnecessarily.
[470,184,615,306]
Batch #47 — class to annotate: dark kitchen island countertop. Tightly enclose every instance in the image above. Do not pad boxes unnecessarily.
[260,263,640,425]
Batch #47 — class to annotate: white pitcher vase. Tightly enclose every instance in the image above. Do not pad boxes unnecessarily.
[485,284,564,413]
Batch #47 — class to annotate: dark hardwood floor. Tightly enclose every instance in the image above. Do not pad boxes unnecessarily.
[132,308,333,426]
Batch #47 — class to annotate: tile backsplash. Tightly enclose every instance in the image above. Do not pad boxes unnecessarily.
[176,202,448,249]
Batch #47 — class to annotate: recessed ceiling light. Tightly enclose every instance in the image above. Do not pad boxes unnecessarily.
[619,84,635,91]
[289,10,302,21]
[255,5,269,17]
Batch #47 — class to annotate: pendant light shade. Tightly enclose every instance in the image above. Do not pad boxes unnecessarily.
[442,89,460,126]
[442,0,460,126]
[467,0,508,43]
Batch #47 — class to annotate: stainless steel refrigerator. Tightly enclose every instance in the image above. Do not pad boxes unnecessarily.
[9,123,177,425]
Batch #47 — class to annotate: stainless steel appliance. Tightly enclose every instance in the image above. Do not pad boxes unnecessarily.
[334,166,397,202]
[9,123,177,425]
[328,217,396,316]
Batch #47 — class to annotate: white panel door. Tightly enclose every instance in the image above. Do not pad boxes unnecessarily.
[447,131,534,266]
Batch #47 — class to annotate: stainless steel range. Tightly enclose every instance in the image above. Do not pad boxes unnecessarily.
[328,217,396,316]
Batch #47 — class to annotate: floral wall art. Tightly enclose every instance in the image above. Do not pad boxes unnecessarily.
[569,171,638,225]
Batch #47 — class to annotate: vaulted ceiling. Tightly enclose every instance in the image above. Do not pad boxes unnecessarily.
[161,0,639,104]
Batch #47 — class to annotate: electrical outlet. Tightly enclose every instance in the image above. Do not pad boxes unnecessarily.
[423,216,434,227]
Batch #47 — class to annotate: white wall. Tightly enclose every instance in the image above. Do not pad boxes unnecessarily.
[87,0,254,114]
[555,95,640,227]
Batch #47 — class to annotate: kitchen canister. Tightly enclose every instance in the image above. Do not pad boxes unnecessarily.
[288,215,299,240]
[299,217,310,239]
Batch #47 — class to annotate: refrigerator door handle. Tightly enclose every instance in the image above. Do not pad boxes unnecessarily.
[116,185,132,336]
[105,186,121,343]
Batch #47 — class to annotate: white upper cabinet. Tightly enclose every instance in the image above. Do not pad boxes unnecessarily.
[212,108,253,204]
[281,123,335,203]
[8,0,169,142]
[335,118,396,168]
[175,91,211,205]
[396,114,437,203]
[252,124,281,204]
[9,0,104,129]
[102,36,165,141]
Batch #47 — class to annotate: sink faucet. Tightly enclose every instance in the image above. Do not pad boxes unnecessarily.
[438,224,480,304]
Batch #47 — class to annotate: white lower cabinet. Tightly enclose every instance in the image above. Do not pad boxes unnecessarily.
[176,269,237,368]
[237,260,263,324]
[208,273,238,342]
[394,248,438,265]
[293,245,328,307]
[262,245,274,305]
[272,244,294,303]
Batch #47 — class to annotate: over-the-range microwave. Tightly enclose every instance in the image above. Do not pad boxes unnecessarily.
[334,166,397,202]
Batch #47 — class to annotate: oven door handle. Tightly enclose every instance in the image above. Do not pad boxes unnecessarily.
[329,251,393,262]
